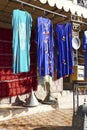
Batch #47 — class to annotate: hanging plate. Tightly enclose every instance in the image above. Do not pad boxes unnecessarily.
[72,36,81,50]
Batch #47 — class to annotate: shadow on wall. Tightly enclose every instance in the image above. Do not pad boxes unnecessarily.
[36,80,59,109]
[43,82,50,102]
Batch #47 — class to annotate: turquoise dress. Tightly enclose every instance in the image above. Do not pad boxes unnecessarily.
[12,9,32,74]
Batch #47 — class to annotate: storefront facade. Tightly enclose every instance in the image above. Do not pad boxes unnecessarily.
[0,0,87,106]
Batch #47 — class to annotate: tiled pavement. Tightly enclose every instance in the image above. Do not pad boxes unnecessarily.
[0,106,84,130]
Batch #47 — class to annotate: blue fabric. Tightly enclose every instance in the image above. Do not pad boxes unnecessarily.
[84,51,87,78]
[65,23,74,75]
[12,9,32,74]
[83,31,87,51]
[83,31,87,78]
[55,22,74,78]
[36,17,54,77]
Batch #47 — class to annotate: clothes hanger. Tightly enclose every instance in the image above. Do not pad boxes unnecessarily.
[42,10,48,19]
[19,2,25,11]
[43,11,55,21]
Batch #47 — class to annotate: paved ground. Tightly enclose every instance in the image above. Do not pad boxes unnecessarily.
[0,90,85,130]
[0,107,84,130]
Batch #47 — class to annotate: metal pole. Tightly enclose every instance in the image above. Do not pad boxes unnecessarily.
[10,0,67,18]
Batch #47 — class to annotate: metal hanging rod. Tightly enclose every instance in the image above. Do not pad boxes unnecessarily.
[10,0,67,18]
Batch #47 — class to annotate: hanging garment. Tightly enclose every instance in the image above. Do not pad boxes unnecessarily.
[36,17,54,77]
[55,22,74,78]
[12,9,32,74]
[83,31,87,78]
[83,31,87,51]
[84,51,87,78]
[55,24,65,78]
[65,23,74,75]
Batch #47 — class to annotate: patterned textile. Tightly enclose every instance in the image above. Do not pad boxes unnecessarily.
[55,22,74,78]
[83,31,87,51]
[83,31,87,78]
[0,28,37,98]
[36,17,54,77]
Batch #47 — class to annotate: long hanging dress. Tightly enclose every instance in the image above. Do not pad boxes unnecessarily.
[12,9,32,74]
[65,23,74,75]
[55,22,74,78]
[83,31,87,78]
[36,17,54,77]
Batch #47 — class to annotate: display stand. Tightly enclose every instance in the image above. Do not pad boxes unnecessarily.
[23,89,39,107]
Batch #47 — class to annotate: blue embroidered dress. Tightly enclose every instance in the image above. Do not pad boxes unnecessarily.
[83,31,87,78]
[36,17,54,77]
[55,22,74,78]
[12,9,32,74]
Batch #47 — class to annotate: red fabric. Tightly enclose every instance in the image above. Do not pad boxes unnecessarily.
[0,28,37,98]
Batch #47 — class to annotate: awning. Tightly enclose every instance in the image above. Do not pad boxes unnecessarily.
[39,0,87,18]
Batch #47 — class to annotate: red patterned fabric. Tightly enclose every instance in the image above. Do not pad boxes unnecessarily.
[0,28,37,98]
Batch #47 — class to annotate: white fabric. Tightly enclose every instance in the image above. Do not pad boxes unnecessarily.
[48,0,55,7]
[39,0,47,4]
[39,0,87,18]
